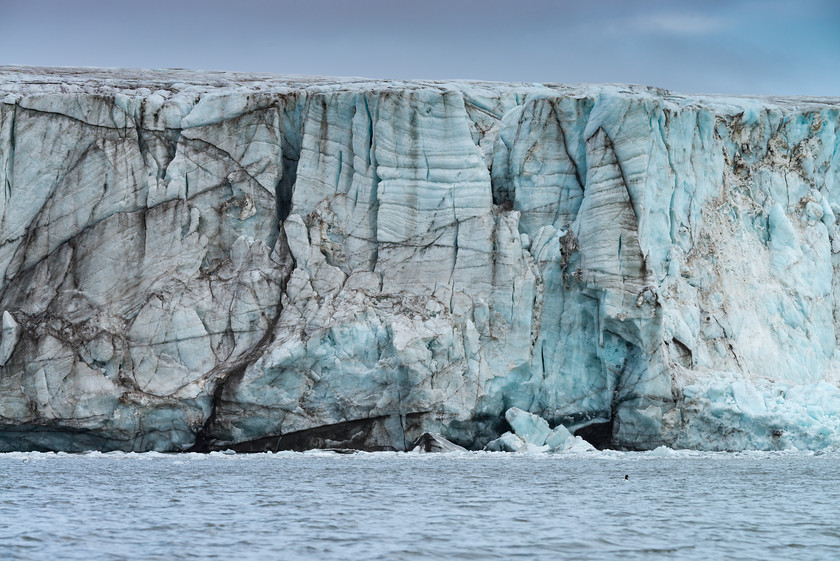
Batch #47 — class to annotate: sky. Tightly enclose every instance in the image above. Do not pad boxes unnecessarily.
[1,0,838,96]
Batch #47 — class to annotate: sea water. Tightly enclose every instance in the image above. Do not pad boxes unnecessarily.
[2,449,839,560]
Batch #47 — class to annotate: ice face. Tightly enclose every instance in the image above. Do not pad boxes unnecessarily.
[1,67,840,452]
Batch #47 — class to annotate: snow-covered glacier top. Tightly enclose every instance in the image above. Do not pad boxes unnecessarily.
[1,66,840,453]
[4,65,838,120]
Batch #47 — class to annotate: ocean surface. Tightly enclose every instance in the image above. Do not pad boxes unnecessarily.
[2,449,839,560]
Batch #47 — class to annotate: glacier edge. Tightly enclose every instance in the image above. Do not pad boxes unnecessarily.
[1,67,840,451]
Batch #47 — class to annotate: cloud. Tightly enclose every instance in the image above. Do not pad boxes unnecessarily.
[606,12,728,36]
[637,13,727,34]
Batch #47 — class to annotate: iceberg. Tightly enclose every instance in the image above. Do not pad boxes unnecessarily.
[486,408,595,453]
[410,432,467,453]
[504,407,551,446]
[1,66,840,452]
[485,432,527,452]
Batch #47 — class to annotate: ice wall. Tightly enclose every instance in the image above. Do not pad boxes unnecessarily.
[1,67,839,452]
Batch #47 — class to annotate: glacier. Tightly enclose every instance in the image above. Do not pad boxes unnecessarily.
[1,66,840,452]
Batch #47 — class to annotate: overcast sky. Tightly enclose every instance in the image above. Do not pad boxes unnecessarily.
[1,0,838,96]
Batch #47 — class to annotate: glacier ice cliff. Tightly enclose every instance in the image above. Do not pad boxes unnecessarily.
[1,66,840,452]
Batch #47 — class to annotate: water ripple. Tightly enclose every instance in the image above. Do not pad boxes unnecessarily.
[1,452,839,560]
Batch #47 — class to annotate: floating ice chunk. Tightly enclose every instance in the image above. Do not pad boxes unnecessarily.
[516,443,550,454]
[545,424,572,450]
[646,445,676,457]
[546,424,596,453]
[484,432,525,452]
[505,407,551,446]
[564,436,596,452]
[410,433,467,453]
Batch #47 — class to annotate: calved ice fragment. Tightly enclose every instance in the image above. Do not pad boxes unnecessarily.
[410,432,468,453]
[545,425,596,453]
[504,407,551,446]
[485,432,527,452]
[485,408,594,452]
[545,424,573,450]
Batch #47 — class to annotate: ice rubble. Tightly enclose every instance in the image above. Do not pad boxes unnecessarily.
[484,408,595,453]
[1,67,840,452]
